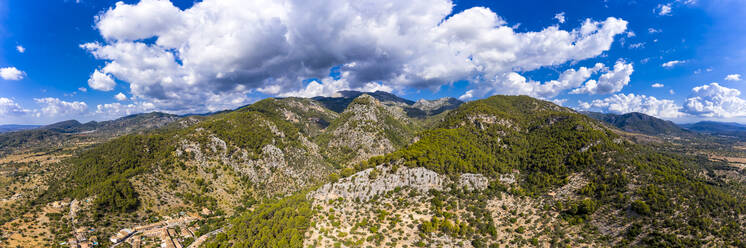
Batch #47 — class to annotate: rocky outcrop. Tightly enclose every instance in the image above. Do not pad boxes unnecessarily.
[412,97,463,116]
[324,94,413,164]
[309,165,489,201]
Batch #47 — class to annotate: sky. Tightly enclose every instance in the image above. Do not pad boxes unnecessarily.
[1,0,746,125]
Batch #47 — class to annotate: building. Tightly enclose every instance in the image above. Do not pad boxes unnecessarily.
[109,228,134,243]
[68,238,79,248]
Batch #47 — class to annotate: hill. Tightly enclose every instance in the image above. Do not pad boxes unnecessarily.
[680,121,746,139]
[1,94,744,248]
[0,124,41,133]
[0,112,180,155]
[583,111,690,136]
[213,95,744,247]
[311,90,463,118]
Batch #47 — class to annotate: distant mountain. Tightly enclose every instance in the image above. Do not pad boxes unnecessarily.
[680,121,746,138]
[312,90,463,118]
[583,111,690,136]
[0,124,41,133]
[312,90,415,112]
[0,112,180,154]
[411,97,463,116]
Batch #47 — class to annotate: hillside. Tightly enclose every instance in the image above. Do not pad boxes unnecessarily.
[1,94,744,248]
[210,95,745,248]
[680,121,746,138]
[0,124,40,133]
[0,112,180,155]
[583,111,690,137]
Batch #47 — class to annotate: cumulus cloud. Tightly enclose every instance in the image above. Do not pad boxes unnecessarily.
[95,102,156,119]
[570,60,634,95]
[551,98,567,106]
[725,74,741,81]
[115,92,128,101]
[0,98,29,116]
[467,63,607,99]
[648,28,661,34]
[87,70,116,91]
[662,60,685,68]
[16,45,25,53]
[684,82,746,118]
[83,0,627,113]
[651,83,664,88]
[78,87,88,92]
[554,12,565,23]
[657,3,672,15]
[459,89,474,101]
[33,97,88,117]
[0,67,25,80]
[579,93,684,118]
[276,71,393,98]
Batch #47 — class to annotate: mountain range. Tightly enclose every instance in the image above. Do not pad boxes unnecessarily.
[0,92,744,248]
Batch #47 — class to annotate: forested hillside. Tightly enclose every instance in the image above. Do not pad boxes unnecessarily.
[583,111,690,136]
[2,93,744,248]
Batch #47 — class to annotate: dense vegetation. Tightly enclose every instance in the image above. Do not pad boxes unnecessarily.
[353,95,746,246]
[359,96,613,196]
[17,93,745,247]
[204,194,313,248]
[584,111,689,136]
[41,134,175,214]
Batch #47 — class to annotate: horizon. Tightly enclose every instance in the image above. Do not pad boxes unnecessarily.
[2,0,746,125]
[0,90,742,126]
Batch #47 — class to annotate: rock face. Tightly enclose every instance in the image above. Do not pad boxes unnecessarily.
[323,94,416,165]
[412,97,463,116]
[310,165,489,201]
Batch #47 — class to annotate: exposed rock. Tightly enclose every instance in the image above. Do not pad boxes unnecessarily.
[309,165,488,201]
[412,97,463,116]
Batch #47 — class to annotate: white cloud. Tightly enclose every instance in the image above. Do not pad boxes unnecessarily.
[684,82,746,118]
[95,102,156,119]
[33,97,88,117]
[570,60,634,95]
[626,31,636,37]
[87,69,116,91]
[0,67,25,80]
[670,89,675,95]
[579,93,684,118]
[694,67,711,74]
[276,72,393,98]
[652,83,664,88]
[83,0,628,114]
[662,60,685,68]
[16,45,25,53]
[657,3,672,15]
[78,87,88,92]
[551,98,567,106]
[458,89,474,101]
[475,63,606,99]
[629,42,645,49]
[725,74,742,81]
[648,28,661,33]
[554,12,566,23]
[0,98,29,116]
[115,92,128,101]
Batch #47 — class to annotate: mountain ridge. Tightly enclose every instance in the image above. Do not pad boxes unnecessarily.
[1,93,744,248]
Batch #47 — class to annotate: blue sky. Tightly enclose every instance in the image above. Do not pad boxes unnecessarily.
[1,0,745,124]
